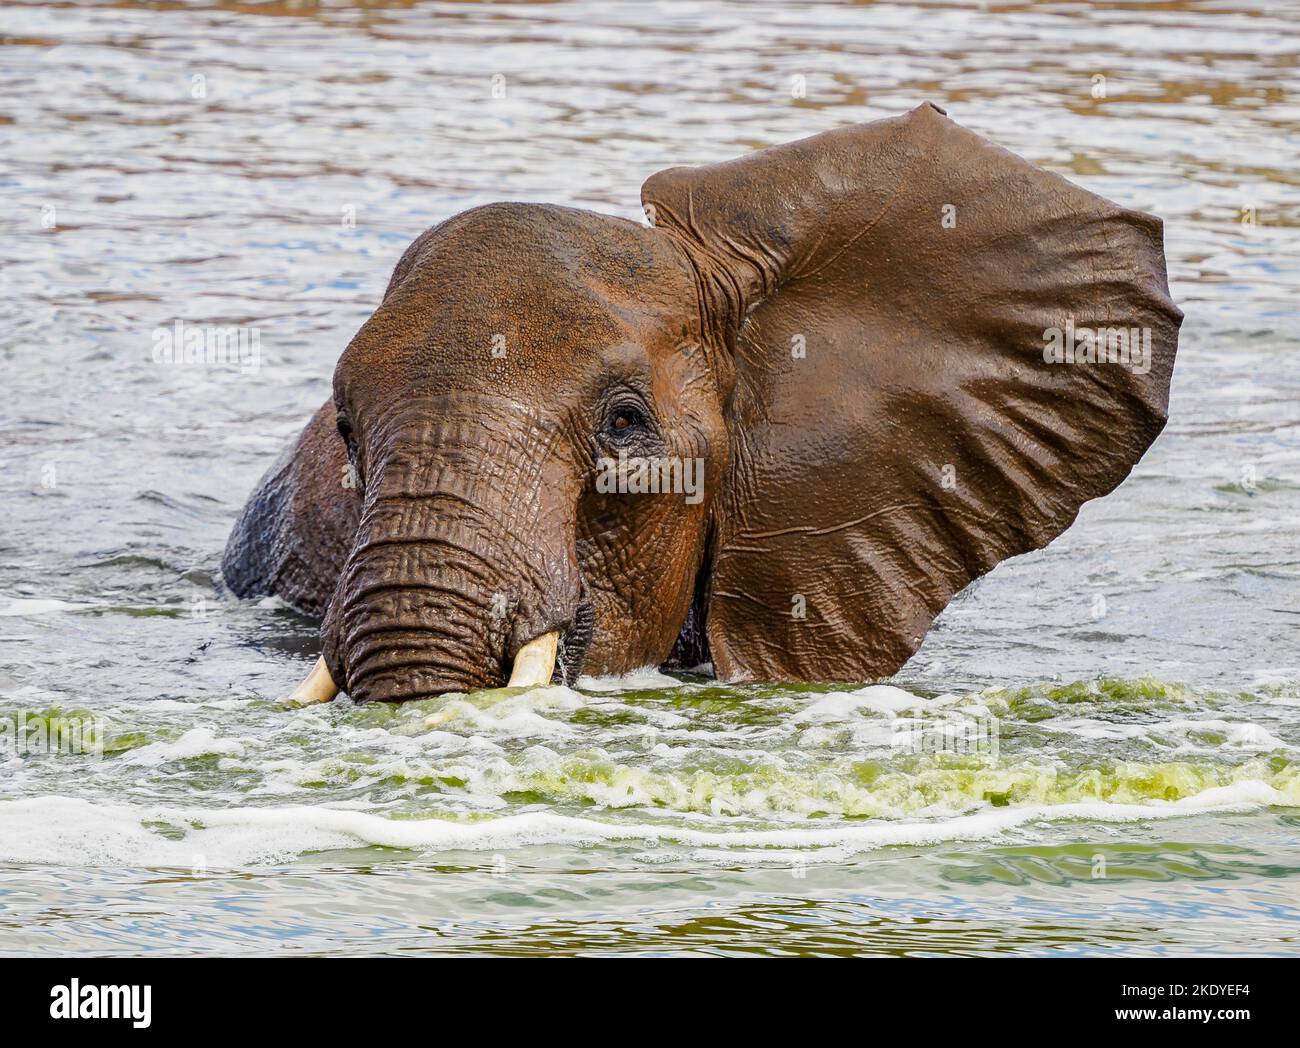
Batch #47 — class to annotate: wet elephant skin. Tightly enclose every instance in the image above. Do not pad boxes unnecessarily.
[222,103,1182,701]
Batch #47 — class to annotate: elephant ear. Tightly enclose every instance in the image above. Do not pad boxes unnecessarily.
[641,102,1182,682]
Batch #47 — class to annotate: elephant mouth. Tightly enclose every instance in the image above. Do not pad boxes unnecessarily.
[506,569,593,690]
[295,592,594,706]
[552,598,594,687]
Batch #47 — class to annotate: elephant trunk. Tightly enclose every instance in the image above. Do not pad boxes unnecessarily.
[321,414,586,703]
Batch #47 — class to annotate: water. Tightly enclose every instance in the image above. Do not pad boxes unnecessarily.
[1,0,1298,956]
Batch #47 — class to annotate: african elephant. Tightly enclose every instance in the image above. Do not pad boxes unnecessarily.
[222,103,1181,704]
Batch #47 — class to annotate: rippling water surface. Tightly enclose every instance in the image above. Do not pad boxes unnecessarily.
[1,0,1298,956]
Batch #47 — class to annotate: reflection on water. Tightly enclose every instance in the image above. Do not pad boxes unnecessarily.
[1,0,1298,955]
[3,820,1299,956]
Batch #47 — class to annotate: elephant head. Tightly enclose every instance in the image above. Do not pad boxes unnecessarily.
[223,103,1180,703]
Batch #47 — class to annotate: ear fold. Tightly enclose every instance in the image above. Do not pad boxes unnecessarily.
[642,102,1182,682]
[222,400,360,616]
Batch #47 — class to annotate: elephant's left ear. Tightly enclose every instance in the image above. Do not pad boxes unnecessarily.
[641,102,1182,683]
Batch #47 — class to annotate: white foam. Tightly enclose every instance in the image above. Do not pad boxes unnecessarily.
[420,686,584,738]
[120,727,246,766]
[0,779,1290,869]
[577,666,685,692]
[793,684,931,725]
[0,597,92,617]
[1047,717,1289,751]
[1188,720,1289,750]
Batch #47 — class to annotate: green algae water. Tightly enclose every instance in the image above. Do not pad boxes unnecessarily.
[2,675,1298,954]
[2,0,1299,955]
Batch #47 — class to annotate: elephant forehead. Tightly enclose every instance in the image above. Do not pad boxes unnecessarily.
[417,203,687,312]
[339,202,694,390]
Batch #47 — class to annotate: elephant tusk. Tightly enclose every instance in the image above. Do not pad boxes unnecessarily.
[507,631,559,689]
[282,655,340,706]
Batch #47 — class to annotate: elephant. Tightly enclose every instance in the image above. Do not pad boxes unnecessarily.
[221,102,1181,705]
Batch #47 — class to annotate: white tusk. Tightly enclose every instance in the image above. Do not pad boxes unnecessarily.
[507,631,559,689]
[281,655,340,706]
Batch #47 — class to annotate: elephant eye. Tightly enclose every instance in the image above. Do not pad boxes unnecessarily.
[336,416,353,447]
[606,404,647,438]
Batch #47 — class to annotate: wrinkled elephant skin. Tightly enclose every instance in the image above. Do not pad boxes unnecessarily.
[222,103,1182,702]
